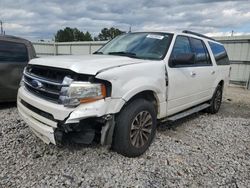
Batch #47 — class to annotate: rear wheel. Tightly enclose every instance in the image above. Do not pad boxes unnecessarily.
[112,99,157,157]
[206,85,223,114]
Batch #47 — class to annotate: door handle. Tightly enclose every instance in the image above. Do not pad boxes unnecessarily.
[190,71,196,77]
[211,70,215,75]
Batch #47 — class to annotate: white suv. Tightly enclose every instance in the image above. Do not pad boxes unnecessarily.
[17,31,230,157]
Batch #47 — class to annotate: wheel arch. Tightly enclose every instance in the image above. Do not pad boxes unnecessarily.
[218,80,224,88]
[212,79,225,93]
[121,90,159,115]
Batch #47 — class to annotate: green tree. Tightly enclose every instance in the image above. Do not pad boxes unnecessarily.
[73,28,85,41]
[96,27,125,41]
[83,31,93,41]
[55,27,93,42]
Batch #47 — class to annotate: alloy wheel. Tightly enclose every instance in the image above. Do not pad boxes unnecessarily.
[214,89,222,111]
[130,111,153,148]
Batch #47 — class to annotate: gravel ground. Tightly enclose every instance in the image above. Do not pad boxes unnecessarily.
[0,87,250,187]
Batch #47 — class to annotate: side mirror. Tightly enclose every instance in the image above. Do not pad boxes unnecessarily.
[169,53,195,67]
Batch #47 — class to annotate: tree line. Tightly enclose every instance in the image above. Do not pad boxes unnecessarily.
[55,27,125,42]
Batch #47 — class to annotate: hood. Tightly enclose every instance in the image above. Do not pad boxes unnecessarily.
[29,55,147,75]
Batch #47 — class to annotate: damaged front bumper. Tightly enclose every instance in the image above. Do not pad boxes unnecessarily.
[17,86,125,145]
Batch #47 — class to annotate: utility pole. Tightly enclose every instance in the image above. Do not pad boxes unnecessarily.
[0,20,3,35]
[129,26,131,33]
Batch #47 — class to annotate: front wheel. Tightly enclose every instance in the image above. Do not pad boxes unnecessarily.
[112,99,157,157]
[206,85,223,114]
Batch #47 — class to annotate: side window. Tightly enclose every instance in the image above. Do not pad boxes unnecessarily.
[190,38,211,65]
[208,42,230,65]
[0,41,28,63]
[169,36,194,67]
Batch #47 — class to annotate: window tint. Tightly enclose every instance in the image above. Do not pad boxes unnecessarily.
[190,38,211,65]
[208,42,229,65]
[0,41,28,62]
[171,36,192,58]
[170,36,194,67]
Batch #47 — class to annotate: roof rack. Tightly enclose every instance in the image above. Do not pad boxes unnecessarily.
[182,30,216,41]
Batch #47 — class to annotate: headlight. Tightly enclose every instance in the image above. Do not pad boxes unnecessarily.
[59,81,106,107]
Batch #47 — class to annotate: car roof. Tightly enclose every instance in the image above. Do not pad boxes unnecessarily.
[0,35,32,46]
[131,30,220,44]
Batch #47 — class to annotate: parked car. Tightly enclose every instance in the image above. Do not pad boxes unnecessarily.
[0,35,36,102]
[17,31,230,157]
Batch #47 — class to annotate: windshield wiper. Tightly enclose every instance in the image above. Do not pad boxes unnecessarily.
[108,51,137,58]
[93,51,103,54]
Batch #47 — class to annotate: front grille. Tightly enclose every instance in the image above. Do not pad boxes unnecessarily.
[23,65,94,103]
[23,65,77,103]
[26,65,78,82]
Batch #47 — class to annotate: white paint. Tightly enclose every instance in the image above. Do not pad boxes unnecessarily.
[29,55,146,75]
[18,31,230,145]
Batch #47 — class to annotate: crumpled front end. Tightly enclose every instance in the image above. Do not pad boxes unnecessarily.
[17,64,125,145]
[18,86,124,145]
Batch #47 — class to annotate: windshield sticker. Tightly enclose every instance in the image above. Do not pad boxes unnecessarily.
[146,34,164,40]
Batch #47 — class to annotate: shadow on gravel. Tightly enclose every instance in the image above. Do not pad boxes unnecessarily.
[64,142,100,150]
[219,102,250,118]
[62,113,205,151]
[157,101,250,133]
[59,136,101,151]
[0,102,16,110]
[157,111,203,132]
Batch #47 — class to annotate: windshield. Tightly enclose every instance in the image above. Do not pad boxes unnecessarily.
[95,32,173,60]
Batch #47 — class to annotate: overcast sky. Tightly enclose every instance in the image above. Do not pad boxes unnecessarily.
[0,0,250,41]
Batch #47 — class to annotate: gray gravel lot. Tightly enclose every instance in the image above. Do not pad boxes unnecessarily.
[0,87,250,187]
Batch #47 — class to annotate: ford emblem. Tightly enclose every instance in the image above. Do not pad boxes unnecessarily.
[31,80,43,89]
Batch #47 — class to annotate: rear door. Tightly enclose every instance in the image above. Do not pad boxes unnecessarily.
[0,40,29,101]
[189,37,216,99]
[208,41,230,88]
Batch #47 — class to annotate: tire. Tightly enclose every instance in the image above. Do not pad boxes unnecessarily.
[112,99,157,157]
[206,84,223,114]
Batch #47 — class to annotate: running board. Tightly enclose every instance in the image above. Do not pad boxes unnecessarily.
[165,103,210,122]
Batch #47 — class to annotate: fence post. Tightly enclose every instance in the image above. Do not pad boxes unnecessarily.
[53,42,58,55]
[70,44,72,55]
[89,43,92,54]
[247,72,250,90]
[53,42,56,56]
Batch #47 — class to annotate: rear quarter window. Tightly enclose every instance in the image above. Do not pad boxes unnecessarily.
[208,42,229,65]
[0,40,29,62]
